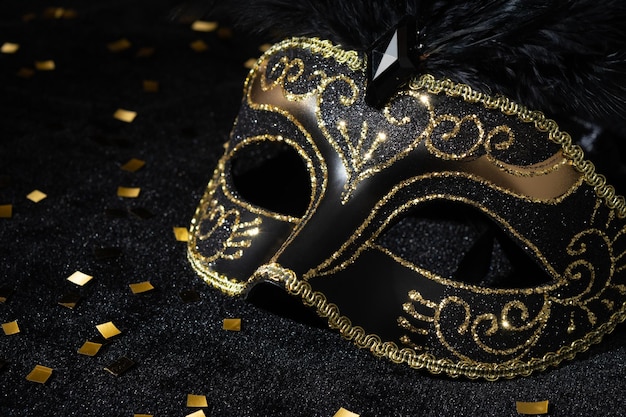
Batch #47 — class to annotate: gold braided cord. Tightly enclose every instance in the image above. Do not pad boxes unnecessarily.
[410,74,626,217]
[281,266,626,380]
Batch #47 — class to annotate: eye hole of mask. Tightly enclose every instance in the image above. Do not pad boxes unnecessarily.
[376,201,553,289]
[230,141,312,218]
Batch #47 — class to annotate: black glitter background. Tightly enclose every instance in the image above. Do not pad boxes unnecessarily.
[1,1,625,416]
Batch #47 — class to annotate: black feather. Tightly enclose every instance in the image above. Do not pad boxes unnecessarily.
[205,0,626,128]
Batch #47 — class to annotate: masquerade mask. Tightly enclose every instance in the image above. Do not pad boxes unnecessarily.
[188,37,626,380]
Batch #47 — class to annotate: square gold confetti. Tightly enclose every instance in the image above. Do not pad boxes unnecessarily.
[96,321,121,339]
[142,80,159,93]
[136,47,155,58]
[107,38,132,52]
[186,411,206,417]
[516,400,549,415]
[223,318,241,332]
[173,227,189,242]
[16,67,35,78]
[26,365,53,384]
[190,39,209,52]
[117,186,141,198]
[77,341,103,357]
[187,394,208,408]
[121,158,146,172]
[191,20,218,32]
[0,286,14,303]
[1,42,19,54]
[67,271,93,286]
[58,292,81,309]
[2,320,20,336]
[104,356,135,376]
[134,414,153,417]
[129,281,154,294]
[113,109,137,123]
[26,190,47,203]
[333,408,360,417]
[0,204,12,218]
[35,60,55,71]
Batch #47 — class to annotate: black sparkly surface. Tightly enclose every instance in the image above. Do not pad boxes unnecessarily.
[1,1,626,416]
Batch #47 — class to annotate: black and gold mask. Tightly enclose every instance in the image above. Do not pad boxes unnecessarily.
[188,38,626,380]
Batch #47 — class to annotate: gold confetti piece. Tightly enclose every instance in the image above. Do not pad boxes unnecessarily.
[191,20,218,32]
[187,394,208,408]
[77,341,103,357]
[121,158,146,172]
[113,109,137,123]
[134,414,153,417]
[190,39,209,52]
[96,321,121,339]
[259,43,272,52]
[2,320,20,336]
[222,318,241,332]
[0,204,12,218]
[333,408,359,417]
[26,365,53,384]
[35,60,55,71]
[16,67,35,78]
[117,186,141,198]
[58,292,81,309]
[67,271,93,286]
[26,189,47,203]
[143,80,159,93]
[104,356,135,376]
[186,411,206,417]
[136,47,155,58]
[244,58,257,69]
[129,281,154,294]
[1,42,19,54]
[0,286,14,303]
[42,7,66,19]
[516,400,549,415]
[107,38,132,52]
[173,227,189,242]
[179,290,200,303]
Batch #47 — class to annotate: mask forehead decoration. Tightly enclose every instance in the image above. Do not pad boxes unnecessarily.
[188,37,626,380]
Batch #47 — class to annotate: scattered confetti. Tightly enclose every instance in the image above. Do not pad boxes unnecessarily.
[173,227,189,242]
[136,47,155,58]
[67,271,93,286]
[1,42,19,54]
[186,411,206,417]
[142,80,159,93]
[0,204,13,218]
[34,60,55,71]
[93,247,122,260]
[179,290,200,303]
[516,400,549,415]
[107,38,132,52]
[190,39,209,52]
[121,158,146,172]
[113,109,137,123]
[26,189,47,203]
[16,67,35,78]
[117,186,141,198]
[96,321,121,339]
[334,408,360,417]
[187,394,208,408]
[191,20,218,32]
[244,58,257,69]
[222,318,241,332]
[130,207,154,220]
[2,320,20,336]
[129,281,154,294]
[0,286,14,303]
[77,341,103,357]
[104,356,135,376]
[58,293,81,309]
[26,365,53,384]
